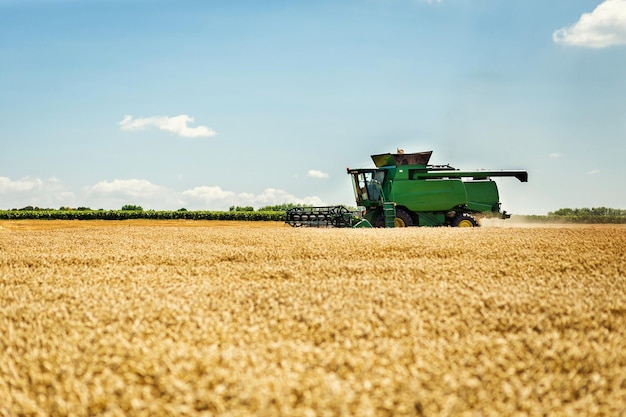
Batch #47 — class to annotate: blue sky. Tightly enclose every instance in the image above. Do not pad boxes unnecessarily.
[1,0,625,215]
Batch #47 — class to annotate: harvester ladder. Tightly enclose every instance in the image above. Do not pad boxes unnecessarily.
[383,202,396,228]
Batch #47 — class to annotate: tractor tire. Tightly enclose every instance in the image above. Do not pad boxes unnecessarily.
[451,213,479,227]
[395,208,413,227]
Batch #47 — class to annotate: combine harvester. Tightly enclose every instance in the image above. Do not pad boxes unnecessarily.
[286,150,527,228]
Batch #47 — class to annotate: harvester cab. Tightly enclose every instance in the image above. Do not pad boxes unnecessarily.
[351,170,385,203]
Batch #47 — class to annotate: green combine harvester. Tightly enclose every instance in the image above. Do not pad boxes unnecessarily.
[285,150,528,228]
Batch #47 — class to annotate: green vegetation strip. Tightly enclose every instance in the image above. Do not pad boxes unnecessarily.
[0,210,286,221]
[519,207,626,224]
[1,206,624,223]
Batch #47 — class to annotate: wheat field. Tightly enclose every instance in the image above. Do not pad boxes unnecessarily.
[1,220,625,416]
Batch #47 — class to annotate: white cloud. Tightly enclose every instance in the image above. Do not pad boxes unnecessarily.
[119,114,216,138]
[0,176,325,211]
[85,179,186,209]
[87,179,166,199]
[0,177,75,208]
[252,188,325,206]
[587,169,601,175]
[549,152,561,159]
[182,186,325,210]
[553,0,626,48]
[181,186,236,203]
[0,176,42,192]
[307,169,329,179]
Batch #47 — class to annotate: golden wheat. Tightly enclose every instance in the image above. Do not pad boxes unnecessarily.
[1,222,625,416]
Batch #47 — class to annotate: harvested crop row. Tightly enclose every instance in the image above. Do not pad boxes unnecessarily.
[1,223,625,416]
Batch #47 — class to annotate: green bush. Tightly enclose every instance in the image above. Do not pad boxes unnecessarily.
[229,206,254,212]
[121,205,144,211]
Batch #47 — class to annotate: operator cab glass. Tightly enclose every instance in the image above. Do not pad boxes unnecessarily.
[350,170,385,203]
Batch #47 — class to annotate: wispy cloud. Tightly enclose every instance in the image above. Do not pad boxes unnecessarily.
[587,169,601,175]
[84,179,185,209]
[307,169,329,179]
[87,179,168,199]
[119,114,217,138]
[549,152,561,159]
[182,186,324,209]
[553,0,626,48]
[0,177,74,208]
[181,186,236,204]
[0,176,42,192]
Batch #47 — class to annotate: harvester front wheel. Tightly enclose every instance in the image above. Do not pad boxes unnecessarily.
[451,213,479,227]
[395,209,413,227]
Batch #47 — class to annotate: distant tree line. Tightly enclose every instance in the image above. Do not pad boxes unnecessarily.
[10,203,311,213]
[548,207,626,217]
[229,203,312,212]
[0,209,285,221]
[521,207,626,224]
[9,205,144,211]
[0,204,295,221]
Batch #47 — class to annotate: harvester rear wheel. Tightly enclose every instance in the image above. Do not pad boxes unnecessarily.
[451,213,479,227]
[395,209,413,227]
